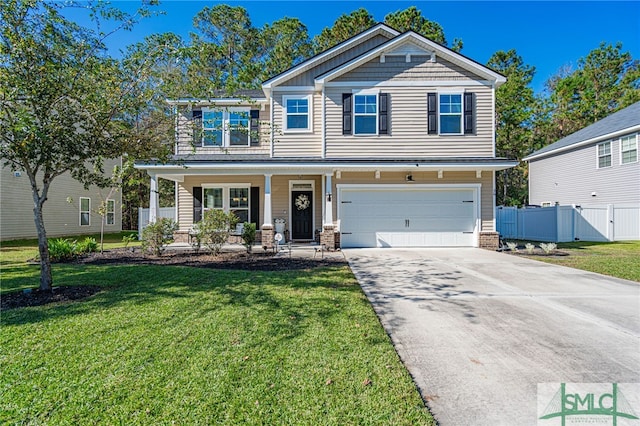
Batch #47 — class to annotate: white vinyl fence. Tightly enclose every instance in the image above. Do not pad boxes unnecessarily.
[496,204,640,242]
[138,207,176,239]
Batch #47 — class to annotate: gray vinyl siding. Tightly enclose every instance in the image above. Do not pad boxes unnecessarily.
[175,107,271,156]
[334,56,483,82]
[1,159,123,241]
[324,85,494,158]
[281,34,391,87]
[272,92,323,158]
[332,171,495,231]
[528,134,640,205]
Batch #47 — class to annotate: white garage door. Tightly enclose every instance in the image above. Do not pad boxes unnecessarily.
[339,186,478,248]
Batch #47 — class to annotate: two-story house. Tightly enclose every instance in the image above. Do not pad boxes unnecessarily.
[524,101,640,207]
[136,24,517,250]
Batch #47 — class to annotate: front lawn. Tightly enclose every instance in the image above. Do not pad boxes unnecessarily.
[0,246,433,424]
[517,240,640,282]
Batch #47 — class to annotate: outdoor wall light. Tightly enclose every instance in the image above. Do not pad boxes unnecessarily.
[405,174,414,182]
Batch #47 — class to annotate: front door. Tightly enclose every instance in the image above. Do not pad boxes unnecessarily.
[291,190,313,240]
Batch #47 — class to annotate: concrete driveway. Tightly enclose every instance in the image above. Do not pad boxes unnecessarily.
[344,248,640,425]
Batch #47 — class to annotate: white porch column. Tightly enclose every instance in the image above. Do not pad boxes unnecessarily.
[149,173,159,223]
[324,173,333,226]
[262,174,273,226]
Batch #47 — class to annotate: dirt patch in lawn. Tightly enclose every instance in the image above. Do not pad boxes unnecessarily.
[3,248,346,311]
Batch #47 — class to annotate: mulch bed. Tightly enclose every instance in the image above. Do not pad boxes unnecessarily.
[2,248,346,311]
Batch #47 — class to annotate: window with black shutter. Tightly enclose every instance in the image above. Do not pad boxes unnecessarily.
[250,109,260,146]
[464,93,474,134]
[193,186,202,223]
[342,93,352,135]
[379,93,388,135]
[192,110,202,145]
[427,93,437,134]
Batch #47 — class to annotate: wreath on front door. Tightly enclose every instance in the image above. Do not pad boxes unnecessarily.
[295,194,310,210]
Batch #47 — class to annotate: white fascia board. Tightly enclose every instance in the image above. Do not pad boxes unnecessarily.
[325,80,493,87]
[315,32,506,89]
[271,86,316,92]
[166,98,268,106]
[523,124,640,161]
[136,160,519,175]
[262,24,400,90]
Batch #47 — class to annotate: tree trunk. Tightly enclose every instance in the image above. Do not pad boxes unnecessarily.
[33,202,53,291]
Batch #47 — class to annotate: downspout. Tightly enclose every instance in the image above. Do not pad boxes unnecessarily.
[270,96,274,158]
[321,86,326,159]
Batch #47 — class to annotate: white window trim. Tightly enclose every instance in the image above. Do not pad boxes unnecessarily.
[202,183,251,223]
[352,90,379,136]
[106,199,115,226]
[596,141,612,169]
[438,91,464,136]
[202,107,251,147]
[620,134,638,165]
[79,197,91,226]
[282,94,312,133]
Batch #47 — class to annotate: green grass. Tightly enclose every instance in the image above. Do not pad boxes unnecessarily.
[0,245,433,425]
[519,240,640,282]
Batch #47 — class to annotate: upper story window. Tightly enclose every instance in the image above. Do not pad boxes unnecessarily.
[621,134,638,164]
[341,92,388,136]
[428,92,474,135]
[283,95,311,132]
[202,108,250,147]
[597,141,612,168]
[354,94,378,135]
[439,94,463,134]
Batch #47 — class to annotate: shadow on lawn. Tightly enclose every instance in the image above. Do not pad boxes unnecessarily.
[1,263,358,331]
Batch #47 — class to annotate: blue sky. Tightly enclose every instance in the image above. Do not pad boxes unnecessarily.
[66,1,639,93]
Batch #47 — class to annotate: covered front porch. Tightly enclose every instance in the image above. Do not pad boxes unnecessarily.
[136,157,518,250]
[146,169,339,249]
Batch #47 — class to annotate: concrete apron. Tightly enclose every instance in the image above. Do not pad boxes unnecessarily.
[344,248,640,426]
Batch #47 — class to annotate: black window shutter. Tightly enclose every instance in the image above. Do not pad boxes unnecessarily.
[342,93,352,135]
[427,93,437,134]
[250,109,260,146]
[379,93,388,135]
[464,92,474,134]
[250,186,260,226]
[192,110,203,145]
[193,186,202,223]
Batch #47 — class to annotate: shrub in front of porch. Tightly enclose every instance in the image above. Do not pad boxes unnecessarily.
[199,210,239,255]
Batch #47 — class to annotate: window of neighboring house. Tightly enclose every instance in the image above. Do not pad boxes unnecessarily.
[202,109,250,147]
[283,95,311,132]
[621,134,638,164]
[353,93,378,135]
[597,142,612,168]
[203,186,250,223]
[106,199,115,226]
[439,93,463,134]
[80,197,90,226]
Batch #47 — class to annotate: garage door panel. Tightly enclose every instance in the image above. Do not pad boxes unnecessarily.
[339,187,478,248]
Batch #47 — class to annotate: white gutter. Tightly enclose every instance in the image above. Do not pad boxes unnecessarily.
[524,124,640,161]
[136,160,518,173]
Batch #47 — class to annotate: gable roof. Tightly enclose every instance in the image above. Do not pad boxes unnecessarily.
[524,101,640,161]
[262,23,399,95]
[314,30,506,88]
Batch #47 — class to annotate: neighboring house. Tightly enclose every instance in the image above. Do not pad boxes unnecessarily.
[0,159,123,241]
[136,24,517,249]
[524,101,640,206]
